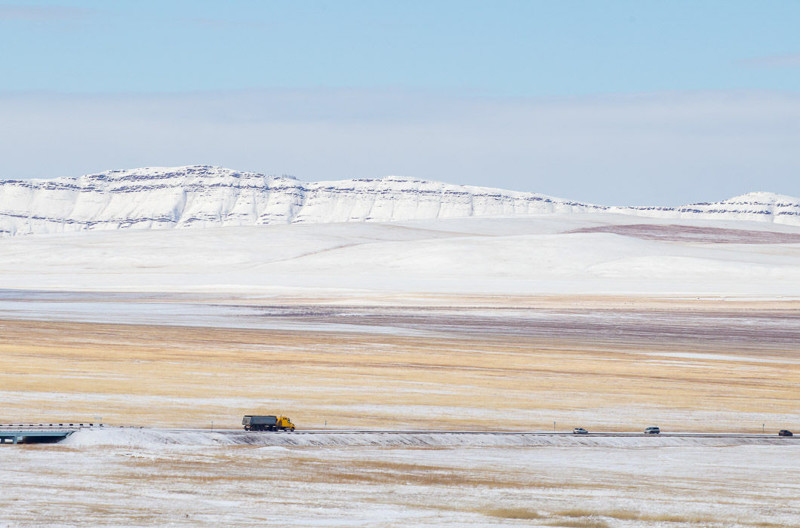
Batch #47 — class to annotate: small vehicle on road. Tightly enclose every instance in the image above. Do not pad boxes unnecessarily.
[778,429,793,437]
[572,427,588,435]
[644,426,661,435]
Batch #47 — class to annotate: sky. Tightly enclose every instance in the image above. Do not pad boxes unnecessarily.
[1,0,799,206]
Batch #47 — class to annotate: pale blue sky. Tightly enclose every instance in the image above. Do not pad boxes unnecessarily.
[1,0,799,205]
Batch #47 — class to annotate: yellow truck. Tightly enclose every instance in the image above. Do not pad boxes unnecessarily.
[242,415,295,432]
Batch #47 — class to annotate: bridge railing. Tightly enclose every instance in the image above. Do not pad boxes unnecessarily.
[0,423,104,429]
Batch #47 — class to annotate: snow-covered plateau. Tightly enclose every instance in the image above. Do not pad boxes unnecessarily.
[1,164,799,298]
[1,165,800,236]
[1,164,798,298]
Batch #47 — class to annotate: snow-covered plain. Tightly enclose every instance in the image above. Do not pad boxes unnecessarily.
[1,213,800,297]
[2,430,799,527]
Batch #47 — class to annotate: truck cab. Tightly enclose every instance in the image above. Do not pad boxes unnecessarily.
[276,416,295,431]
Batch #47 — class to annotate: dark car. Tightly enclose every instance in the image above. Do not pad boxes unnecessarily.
[779,429,793,437]
[573,427,588,435]
[644,426,661,435]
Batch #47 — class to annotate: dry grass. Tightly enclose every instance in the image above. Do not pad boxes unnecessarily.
[102,454,608,496]
[557,509,604,518]
[0,296,798,431]
[641,513,717,523]
[547,519,610,528]
[550,508,724,527]
[560,509,720,524]
[598,510,639,521]
[270,458,533,489]
[484,507,543,519]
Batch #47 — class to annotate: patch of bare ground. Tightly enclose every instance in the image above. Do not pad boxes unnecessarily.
[484,507,544,519]
[568,223,800,244]
[544,508,796,527]
[547,520,610,528]
[557,508,717,524]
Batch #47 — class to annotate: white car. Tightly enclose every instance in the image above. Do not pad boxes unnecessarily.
[644,426,661,435]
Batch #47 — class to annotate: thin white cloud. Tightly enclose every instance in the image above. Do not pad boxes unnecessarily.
[739,53,800,68]
[0,5,93,21]
[1,90,798,206]
[184,16,267,30]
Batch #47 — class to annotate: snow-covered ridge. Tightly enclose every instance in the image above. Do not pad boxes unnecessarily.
[1,165,798,235]
[618,191,800,224]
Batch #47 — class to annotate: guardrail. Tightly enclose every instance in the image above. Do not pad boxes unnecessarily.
[0,423,104,429]
[0,423,103,429]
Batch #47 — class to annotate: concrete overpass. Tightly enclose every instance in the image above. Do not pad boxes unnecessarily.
[0,423,102,444]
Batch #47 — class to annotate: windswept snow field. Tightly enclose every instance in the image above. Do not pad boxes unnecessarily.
[2,430,799,527]
[1,214,800,296]
[1,212,799,527]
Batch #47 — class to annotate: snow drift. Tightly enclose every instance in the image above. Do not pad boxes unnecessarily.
[62,428,798,449]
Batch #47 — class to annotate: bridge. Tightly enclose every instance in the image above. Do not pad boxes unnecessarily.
[0,423,102,444]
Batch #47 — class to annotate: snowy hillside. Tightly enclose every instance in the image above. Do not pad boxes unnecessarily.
[1,165,799,236]
[2,214,800,297]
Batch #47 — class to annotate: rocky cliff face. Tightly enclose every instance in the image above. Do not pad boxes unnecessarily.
[1,165,798,235]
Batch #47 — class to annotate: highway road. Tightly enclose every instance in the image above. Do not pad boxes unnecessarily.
[174,428,798,439]
[2,424,796,445]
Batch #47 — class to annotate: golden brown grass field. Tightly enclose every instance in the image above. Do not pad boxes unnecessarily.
[2,295,798,432]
